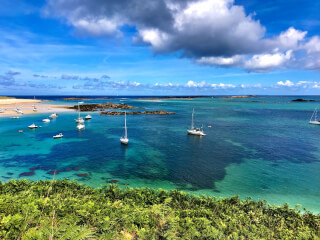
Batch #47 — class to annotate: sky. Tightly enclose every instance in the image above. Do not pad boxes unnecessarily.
[0,0,320,95]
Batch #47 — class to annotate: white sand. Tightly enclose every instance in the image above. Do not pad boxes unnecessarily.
[0,99,74,117]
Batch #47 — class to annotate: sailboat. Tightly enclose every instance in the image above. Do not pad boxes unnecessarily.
[187,108,206,136]
[120,112,129,144]
[28,123,38,129]
[33,96,37,112]
[309,107,320,125]
[75,102,84,123]
[49,113,58,118]
[76,122,85,130]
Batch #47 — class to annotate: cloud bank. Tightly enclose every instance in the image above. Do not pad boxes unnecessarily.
[44,0,320,72]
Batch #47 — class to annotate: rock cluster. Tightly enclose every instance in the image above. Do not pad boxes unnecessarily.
[291,98,316,102]
[100,111,175,115]
[68,102,145,111]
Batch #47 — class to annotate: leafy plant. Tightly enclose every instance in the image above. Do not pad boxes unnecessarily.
[0,179,319,239]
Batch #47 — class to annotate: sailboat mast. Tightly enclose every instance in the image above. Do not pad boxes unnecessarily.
[78,102,80,119]
[124,112,127,138]
[191,108,194,129]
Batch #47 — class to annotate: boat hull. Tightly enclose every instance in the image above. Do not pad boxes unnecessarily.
[309,121,320,125]
[187,129,206,136]
[120,137,129,144]
[77,124,85,130]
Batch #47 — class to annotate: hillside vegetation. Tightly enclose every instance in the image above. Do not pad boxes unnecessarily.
[0,180,319,239]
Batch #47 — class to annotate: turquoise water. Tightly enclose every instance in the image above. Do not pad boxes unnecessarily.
[1,96,320,213]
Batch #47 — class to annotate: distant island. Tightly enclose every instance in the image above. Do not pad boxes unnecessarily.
[135,96,208,100]
[63,97,114,101]
[221,95,257,99]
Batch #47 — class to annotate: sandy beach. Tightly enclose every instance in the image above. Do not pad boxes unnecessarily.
[0,98,73,117]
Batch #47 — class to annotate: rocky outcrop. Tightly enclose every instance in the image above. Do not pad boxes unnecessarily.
[63,98,90,101]
[100,111,175,115]
[291,98,316,102]
[67,102,145,111]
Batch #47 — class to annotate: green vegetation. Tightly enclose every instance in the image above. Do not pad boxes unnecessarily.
[0,180,319,239]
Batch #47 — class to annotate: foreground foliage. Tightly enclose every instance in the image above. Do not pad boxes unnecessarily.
[0,180,319,239]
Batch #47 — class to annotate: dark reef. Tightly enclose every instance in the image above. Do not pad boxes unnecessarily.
[100,110,175,116]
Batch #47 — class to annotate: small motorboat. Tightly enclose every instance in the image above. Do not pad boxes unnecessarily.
[53,133,63,139]
[28,123,38,129]
[42,119,50,123]
[33,107,37,112]
[49,113,58,118]
[17,110,23,114]
[19,130,23,133]
[76,123,85,130]
[208,125,212,128]
[11,116,20,119]
[0,109,4,113]
[85,115,92,120]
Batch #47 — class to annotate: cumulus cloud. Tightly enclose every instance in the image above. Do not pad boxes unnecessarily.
[276,80,320,89]
[243,51,293,72]
[44,0,320,71]
[277,80,294,87]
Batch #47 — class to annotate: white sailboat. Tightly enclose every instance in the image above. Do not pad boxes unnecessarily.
[53,133,63,139]
[120,112,129,144]
[85,115,92,120]
[33,96,37,112]
[49,113,58,118]
[76,122,85,130]
[309,107,320,125]
[28,123,38,129]
[75,102,84,123]
[187,108,206,136]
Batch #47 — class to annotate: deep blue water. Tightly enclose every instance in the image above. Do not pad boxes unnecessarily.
[0,96,320,212]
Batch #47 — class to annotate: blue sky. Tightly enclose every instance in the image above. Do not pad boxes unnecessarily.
[0,0,320,95]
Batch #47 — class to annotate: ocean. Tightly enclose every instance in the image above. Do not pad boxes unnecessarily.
[0,96,319,213]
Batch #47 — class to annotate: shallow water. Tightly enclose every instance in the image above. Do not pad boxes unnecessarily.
[0,96,319,213]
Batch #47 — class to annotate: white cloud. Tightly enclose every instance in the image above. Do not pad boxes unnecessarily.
[243,50,293,72]
[303,36,320,53]
[196,55,242,66]
[277,80,294,87]
[276,80,320,89]
[72,18,121,37]
[44,0,320,72]
[187,80,206,87]
[267,27,307,51]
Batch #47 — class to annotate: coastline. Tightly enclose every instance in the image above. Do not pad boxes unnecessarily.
[0,98,74,117]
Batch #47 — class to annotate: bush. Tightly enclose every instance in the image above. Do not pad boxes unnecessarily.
[0,179,319,239]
